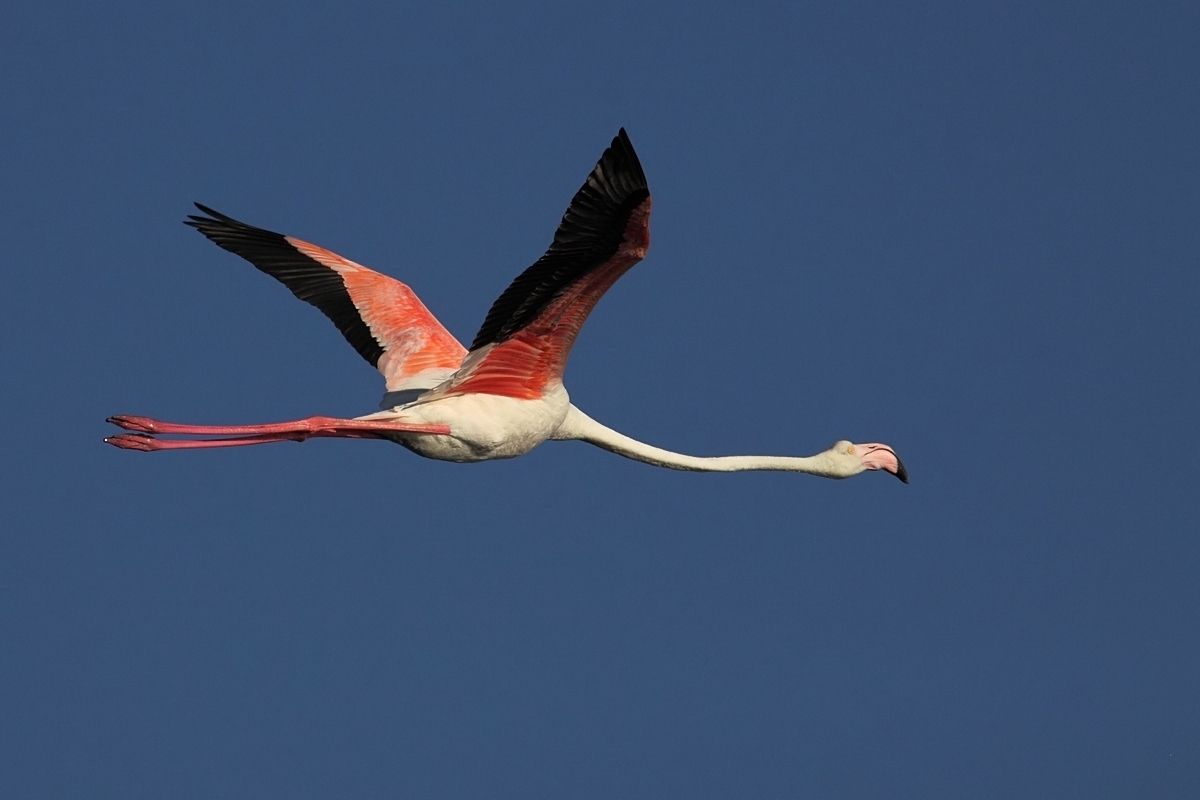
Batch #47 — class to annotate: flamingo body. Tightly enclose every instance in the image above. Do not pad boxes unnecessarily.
[368,383,572,462]
[107,129,908,483]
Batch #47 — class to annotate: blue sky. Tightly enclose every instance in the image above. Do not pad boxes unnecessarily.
[4,1,1199,797]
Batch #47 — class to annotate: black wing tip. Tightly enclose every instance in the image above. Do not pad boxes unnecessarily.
[184,204,219,232]
[614,127,633,155]
[182,203,287,245]
[584,127,649,211]
[184,202,241,228]
[605,128,648,194]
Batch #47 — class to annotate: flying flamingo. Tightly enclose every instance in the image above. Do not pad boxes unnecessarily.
[105,130,907,483]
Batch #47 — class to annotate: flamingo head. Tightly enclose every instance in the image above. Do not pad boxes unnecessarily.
[827,440,908,483]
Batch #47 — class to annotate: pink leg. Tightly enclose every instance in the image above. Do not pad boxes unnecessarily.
[104,414,451,453]
[107,414,450,437]
[105,431,318,451]
[105,430,396,451]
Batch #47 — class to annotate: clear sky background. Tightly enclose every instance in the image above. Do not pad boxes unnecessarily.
[4,2,1199,797]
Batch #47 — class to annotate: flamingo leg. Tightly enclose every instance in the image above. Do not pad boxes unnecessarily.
[107,414,450,437]
[109,431,291,451]
[104,414,451,452]
[105,429,398,452]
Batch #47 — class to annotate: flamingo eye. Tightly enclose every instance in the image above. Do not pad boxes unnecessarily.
[846,444,856,455]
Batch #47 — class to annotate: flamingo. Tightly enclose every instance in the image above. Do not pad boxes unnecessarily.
[105,129,907,483]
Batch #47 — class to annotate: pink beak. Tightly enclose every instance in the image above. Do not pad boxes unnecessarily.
[858,443,909,483]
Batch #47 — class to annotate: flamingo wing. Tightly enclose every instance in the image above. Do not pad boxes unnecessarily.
[185,204,466,394]
[431,128,651,400]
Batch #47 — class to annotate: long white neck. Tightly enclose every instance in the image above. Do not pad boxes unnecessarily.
[553,405,840,477]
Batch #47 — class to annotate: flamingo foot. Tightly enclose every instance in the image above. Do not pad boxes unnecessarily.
[104,433,159,451]
[107,415,159,433]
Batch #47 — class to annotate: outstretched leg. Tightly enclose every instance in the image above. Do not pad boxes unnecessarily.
[108,414,450,437]
[105,429,390,451]
[104,414,451,452]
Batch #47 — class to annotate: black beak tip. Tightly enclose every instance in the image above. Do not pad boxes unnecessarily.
[894,457,909,484]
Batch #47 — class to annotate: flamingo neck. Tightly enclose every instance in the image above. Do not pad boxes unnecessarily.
[553,406,839,477]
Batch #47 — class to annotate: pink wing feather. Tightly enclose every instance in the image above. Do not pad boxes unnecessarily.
[431,128,651,400]
[186,205,466,393]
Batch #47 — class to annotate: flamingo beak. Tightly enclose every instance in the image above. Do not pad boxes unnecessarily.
[857,443,909,483]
